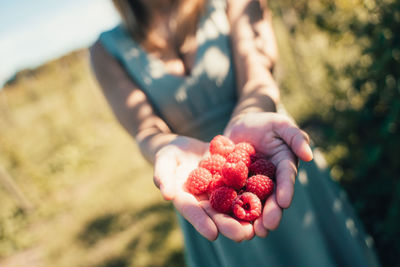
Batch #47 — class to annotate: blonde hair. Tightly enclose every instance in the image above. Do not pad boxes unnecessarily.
[112,0,206,52]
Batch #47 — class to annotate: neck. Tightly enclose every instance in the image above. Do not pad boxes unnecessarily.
[138,0,205,53]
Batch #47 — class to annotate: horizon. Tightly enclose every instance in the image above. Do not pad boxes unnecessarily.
[0,0,120,88]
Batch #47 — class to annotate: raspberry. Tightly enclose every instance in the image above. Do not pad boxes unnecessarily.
[221,161,248,190]
[246,175,274,201]
[226,148,251,167]
[185,167,212,195]
[199,154,226,175]
[250,152,267,163]
[249,159,276,179]
[210,186,237,213]
[208,173,226,193]
[209,135,235,157]
[235,142,256,156]
[185,136,276,223]
[233,192,262,221]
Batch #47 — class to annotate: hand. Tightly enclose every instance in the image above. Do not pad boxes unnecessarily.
[224,112,313,237]
[153,136,255,242]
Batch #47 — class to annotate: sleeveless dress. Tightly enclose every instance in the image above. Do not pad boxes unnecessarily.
[99,0,381,266]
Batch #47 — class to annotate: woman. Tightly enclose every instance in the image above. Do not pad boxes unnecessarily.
[90,0,380,266]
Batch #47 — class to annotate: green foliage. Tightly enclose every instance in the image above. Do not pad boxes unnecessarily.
[319,2,400,266]
[271,0,400,265]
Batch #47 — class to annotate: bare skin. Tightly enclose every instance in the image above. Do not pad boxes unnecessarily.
[90,0,312,242]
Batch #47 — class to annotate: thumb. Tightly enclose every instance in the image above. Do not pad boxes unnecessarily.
[275,120,313,162]
[154,150,178,200]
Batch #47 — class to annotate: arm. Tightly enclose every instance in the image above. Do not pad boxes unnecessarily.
[227,0,279,128]
[90,41,176,164]
[226,0,313,237]
[90,41,254,241]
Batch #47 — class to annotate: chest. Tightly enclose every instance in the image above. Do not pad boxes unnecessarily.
[149,34,198,77]
[101,0,237,139]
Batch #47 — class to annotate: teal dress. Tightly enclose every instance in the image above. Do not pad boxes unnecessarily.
[99,0,380,266]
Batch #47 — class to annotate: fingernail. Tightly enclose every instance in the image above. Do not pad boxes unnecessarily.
[304,145,313,161]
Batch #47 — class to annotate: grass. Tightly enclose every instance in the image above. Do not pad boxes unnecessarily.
[0,51,184,267]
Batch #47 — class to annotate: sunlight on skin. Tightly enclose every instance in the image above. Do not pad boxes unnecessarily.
[153,112,313,242]
[154,142,220,240]
[201,200,254,241]
[153,149,178,200]
[274,158,297,208]
[226,113,313,205]
[154,137,258,242]
[173,191,219,241]
[226,112,313,236]
[262,194,282,230]
[253,216,268,237]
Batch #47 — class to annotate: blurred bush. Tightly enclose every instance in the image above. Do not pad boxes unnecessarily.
[271,0,400,266]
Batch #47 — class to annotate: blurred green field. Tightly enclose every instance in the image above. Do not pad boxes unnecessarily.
[1,1,399,266]
[0,51,185,267]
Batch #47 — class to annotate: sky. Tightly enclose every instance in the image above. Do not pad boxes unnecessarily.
[0,0,120,87]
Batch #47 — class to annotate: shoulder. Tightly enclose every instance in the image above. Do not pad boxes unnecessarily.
[89,40,118,79]
[90,24,126,67]
[90,40,112,67]
[90,25,131,67]
[89,39,137,95]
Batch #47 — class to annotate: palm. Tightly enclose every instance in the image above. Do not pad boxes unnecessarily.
[154,113,312,241]
[225,112,313,237]
[154,136,254,241]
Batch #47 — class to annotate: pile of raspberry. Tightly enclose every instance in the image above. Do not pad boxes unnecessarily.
[185,135,276,222]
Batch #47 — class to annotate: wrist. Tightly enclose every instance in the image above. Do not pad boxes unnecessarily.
[137,131,177,164]
[230,83,278,120]
[151,132,178,153]
[241,74,280,108]
[225,111,273,137]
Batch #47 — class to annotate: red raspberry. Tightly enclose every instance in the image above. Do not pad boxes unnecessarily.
[235,142,256,156]
[209,135,235,157]
[199,154,226,175]
[250,152,267,163]
[185,167,212,195]
[221,161,248,190]
[249,159,276,179]
[208,173,226,193]
[233,192,262,221]
[246,175,274,201]
[210,186,237,213]
[226,148,251,167]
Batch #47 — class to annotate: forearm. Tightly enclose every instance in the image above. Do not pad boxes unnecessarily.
[228,71,278,126]
[136,130,177,164]
[227,0,280,129]
[90,41,179,164]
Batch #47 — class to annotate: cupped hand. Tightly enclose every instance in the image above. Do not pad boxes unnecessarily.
[153,136,255,242]
[224,112,313,237]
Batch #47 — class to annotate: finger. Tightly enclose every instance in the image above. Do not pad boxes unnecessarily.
[154,150,177,200]
[238,220,255,241]
[275,158,297,208]
[275,121,313,162]
[174,191,218,241]
[254,217,269,237]
[263,193,283,230]
[201,201,253,242]
[296,130,313,162]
